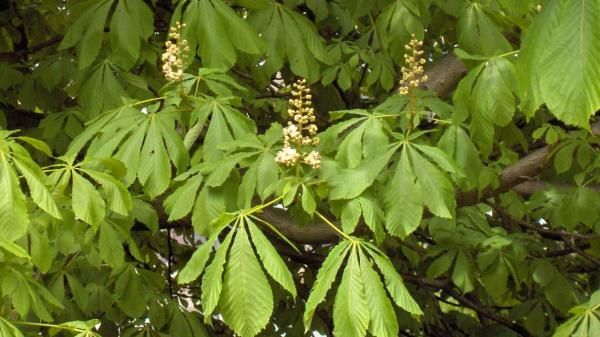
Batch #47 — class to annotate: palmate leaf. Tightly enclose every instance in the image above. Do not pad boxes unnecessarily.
[438,125,482,189]
[190,96,256,161]
[219,224,273,337]
[168,305,211,337]
[375,0,426,59]
[359,250,398,337]
[179,0,263,69]
[67,104,189,198]
[77,62,129,119]
[71,171,104,226]
[83,170,132,216]
[1,268,63,321]
[385,148,423,238]
[164,174,204,221]
[0,135,61,242]
[201,229,235,320]
[304,240,422,336]
[457,3,512,56]
[519,0,600,127]
[115,265,147,318]
[553,289,600,337]
[12,157,61,219]
[333,247,369,337]
[179,212,296,336]
[247,218,296,297]
[0,155,30,241]
[384,144,456,238]
[178,232,220,284]
[163,152,255,231]
[98,220,125,268]
[47,157,132,226]
[109,0,154,69]
[364,243,422,315]
[60,0,153,70]
[453,56,517,155]
[333,116,390,169]
[137,117,173,198]
[248,3,330,81]
[409,145,456,218]
[0,235,29,259]
[329,145,399,200]
[303,240,351,330]
[59,0,112,69]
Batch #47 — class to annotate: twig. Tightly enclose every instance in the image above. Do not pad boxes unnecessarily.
[443,288,533,337]
[562,237,600,266]
[493,206,599,240]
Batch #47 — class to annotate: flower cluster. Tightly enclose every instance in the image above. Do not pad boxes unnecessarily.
[161,22,189,82]
[275,79,321,169]
[399,34,427,95]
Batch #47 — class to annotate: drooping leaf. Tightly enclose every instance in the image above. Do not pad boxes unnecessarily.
[366,244,422,315]
[457,3,512,56]
[333,247,370,337]
[0,156,29,241]
[247,219,296,297]
[385,148,423,237]
[248,4,330,81]
[329,145,398,200]
[181,0,263,69]
[109,0,154,69]
[304,240,351,330]
[219,225,274,337]
[72,171,105,226]
[98,221,125,268]
[360,251,398,337]
[518,0,600,127]
[178,231,220,284]
[59,0,112,69]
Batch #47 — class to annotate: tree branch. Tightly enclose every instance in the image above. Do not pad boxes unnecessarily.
[257,120,600,243]
[422,54,468,98]
[0,36,63,61]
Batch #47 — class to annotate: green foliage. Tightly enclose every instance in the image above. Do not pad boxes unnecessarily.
[1,1,600,337]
